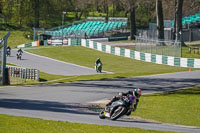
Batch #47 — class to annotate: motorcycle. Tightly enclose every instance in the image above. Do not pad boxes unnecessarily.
[6,51,11,56]
[95,63,102,73]
[99,96,133,120]
[17,52,22,60]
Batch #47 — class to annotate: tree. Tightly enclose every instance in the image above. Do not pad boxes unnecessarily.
[175,0,184,41]
[156,0,164,40]
[120,0,137,40]
[33,0,40,28]
[0,0,2,14]
[129,0,136,40]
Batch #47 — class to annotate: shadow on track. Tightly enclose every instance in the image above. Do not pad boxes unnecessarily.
[0,98,98,115]
[45,77,200,93]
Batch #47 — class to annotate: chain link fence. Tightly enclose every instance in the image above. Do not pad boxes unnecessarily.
[135,36,182,57]
[138,28,200,42]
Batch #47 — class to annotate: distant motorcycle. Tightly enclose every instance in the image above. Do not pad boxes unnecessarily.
[6,51,11,56]
[17,52,22,60]
[99,96,132,120]
[95,63,102,73]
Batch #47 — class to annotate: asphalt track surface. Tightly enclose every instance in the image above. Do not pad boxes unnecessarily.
[2,49,200,133]
[7,49,111,76]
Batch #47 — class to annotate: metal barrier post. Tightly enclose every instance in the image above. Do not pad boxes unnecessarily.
[2,32,10,85]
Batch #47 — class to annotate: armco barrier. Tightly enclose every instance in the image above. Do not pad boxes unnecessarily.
[81,39,200,68]
[68,38,81,46]
[17,41,39,48]
[108,36,128,41]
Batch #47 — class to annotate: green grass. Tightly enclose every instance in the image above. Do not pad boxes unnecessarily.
[0,30,32,48]
[182,46,200,59]
[0,87,199,132]
[182,41,200,59]
[108,39,136,43]
[0,114,175,133]
[26,46,193,83]
[9,77,39,85]
[133,86,200,127]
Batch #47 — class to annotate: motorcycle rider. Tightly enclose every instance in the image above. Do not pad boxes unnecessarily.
[95,58,102,71]
[17,48,23,59]
[7,46,11,56]
[95,58,102,66]
[106,88,142,116]
[17,48,23,54]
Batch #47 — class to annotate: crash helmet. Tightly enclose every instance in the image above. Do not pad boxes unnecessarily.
[134,88,142,98]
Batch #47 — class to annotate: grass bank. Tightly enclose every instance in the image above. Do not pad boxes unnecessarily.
[133,86,200,127]
[182,46,200,59]
[0,114,174,133]
[26,46,192,83]
[0,30,32,48]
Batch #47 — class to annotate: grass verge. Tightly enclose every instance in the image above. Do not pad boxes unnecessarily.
[133,86,200,127]
[0,30,32,48]
[26,46,194,83]
[0,114,175,133]
[182,46,200,59]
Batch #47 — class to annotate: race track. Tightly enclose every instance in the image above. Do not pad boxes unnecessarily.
[2,49,200,133]
[7,49,111,76]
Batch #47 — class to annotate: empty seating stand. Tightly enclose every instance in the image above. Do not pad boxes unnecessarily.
[45,17,128,39]
[171,13,200,27]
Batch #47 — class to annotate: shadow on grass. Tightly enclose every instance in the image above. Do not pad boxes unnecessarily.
[39,78,47,82]
[148,87,200,96]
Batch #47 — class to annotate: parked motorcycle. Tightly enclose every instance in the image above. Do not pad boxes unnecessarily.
[99,96,132,120]
[96,63,102,73]
[17,52,22,60]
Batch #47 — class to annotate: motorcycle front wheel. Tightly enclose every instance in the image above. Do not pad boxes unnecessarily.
[110,106,126,120]
[99,109,105,119]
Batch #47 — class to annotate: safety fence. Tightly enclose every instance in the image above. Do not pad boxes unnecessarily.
[135,36,181,57]
[68,38,81,46]
[7,66,40,84]
[81,39,200,68]
[17,41,40,48]
[137,28,200,42]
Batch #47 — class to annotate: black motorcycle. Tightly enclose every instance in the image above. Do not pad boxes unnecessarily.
[99,96,132,120]
[17,52,22,60]
[6,51,11,56]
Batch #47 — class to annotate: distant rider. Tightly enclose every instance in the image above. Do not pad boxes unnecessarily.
[106,88,142,116]
[95,58,102,67]
[17,48,23,58]
[7,46,11,56]
[17,48,23,55]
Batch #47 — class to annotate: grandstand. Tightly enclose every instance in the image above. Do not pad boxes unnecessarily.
[44,17,127,39]
[138,13,200,41]
[171,13,200,28]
